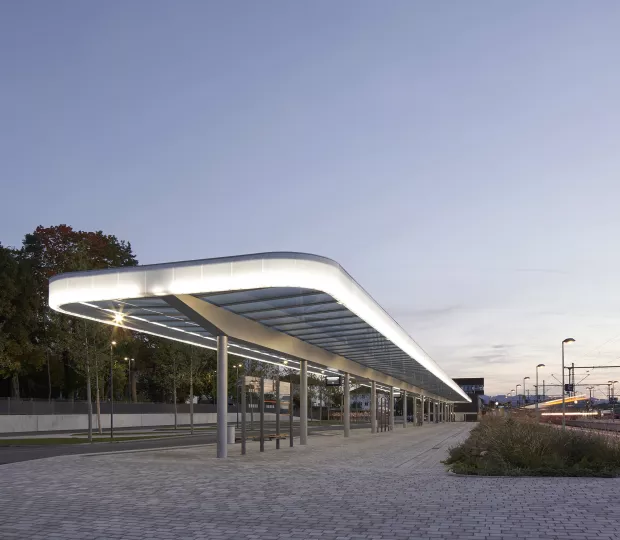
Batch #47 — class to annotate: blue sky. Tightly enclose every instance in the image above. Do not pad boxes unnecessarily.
[2,1,620,395]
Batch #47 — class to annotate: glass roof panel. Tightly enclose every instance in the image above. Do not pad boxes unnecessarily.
[256,309,354,324]
[270,321,368,334]
[202,287,320,307]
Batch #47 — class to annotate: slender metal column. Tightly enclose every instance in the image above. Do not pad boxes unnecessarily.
[421,396,425,424]
[344,373,350,438]
[289,383,294,447]
[241,376,246,455]
[259,376,265,452]
[402,390,407,428]
[389,387,395,431]
[300,360,308,445]
[216,335,228,459]
[413,394,417,426]
[371,381,377,433]
[275,376,280,450]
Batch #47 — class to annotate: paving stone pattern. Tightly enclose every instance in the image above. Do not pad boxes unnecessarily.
[2,423,620,539]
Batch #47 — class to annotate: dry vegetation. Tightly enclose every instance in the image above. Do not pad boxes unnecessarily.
[445,415,620,477]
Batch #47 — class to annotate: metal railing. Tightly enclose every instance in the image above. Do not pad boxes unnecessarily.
[0,398,234,416]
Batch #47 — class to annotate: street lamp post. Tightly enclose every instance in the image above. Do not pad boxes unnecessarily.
[523,377,530,406]
[586,386,594,409]
[124,357,133,401]
[515,384,521,407]
[535,364,545,410]
[110,341,117,439]
[562,338,576,431]
[609,380,618,421]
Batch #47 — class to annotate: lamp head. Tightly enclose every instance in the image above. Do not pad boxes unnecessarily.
[563,338,575,344]
[537,363,545,368]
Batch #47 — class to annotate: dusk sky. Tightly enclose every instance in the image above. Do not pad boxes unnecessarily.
[2,2,620,396]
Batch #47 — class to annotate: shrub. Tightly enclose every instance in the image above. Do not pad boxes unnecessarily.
[444,416,620,477]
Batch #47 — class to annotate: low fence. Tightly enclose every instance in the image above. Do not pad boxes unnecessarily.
[0,398,307,434]
[0,398,224,416]
[0,412,291,434]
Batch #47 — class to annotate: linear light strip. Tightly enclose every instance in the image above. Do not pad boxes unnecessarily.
[74,303,328,378]
[49,256,469,402]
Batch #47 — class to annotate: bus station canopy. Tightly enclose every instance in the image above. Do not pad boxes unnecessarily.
[50,252,470,403]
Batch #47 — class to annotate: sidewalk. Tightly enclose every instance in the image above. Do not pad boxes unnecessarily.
[2,423,620,540]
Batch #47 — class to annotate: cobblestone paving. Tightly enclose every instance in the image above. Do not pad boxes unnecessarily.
[2,423,620,539]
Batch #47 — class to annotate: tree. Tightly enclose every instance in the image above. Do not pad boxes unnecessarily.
[15,224,138,400]
[0,245,42,397]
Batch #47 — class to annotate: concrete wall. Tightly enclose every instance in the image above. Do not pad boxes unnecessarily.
[454,412,479,422]
[0,412,291,434]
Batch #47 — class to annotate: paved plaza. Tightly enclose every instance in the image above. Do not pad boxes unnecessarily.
[2,423,620,540]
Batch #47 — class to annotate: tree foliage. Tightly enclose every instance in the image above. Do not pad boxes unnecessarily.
[0,225,138,398]
[1,223,310,406]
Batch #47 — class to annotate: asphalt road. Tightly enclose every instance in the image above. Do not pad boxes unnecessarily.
[0,423,371,465]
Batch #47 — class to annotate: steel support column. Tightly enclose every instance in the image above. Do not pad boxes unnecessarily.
[275,376,280,450]
[402,390,407,428]
[413,394,418,426]
[217,335,228,459]
[389,387,395,431]
[241,375,246,455]
[259,376,265,452]
[344,373,350,438]
[300,359,308,445]
[371,381,377,433]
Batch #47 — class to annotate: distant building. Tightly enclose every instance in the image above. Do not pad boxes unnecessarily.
[453,377,484,422]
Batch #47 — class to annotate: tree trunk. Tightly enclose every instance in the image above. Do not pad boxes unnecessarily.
[86,337,93,443]
[189,353,194,435]
[94,355,102,435]
[11,374,19,399]
[173,357,177,430]
[131,371,137,402]
[47,350,51,402]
